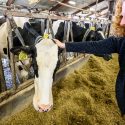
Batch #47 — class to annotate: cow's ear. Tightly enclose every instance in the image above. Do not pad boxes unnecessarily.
[10,46,31,55]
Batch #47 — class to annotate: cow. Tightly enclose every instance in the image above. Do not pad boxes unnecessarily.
[0,17,41,82]
[0,16,59,112]
[10,38,59,112]
[52,20,112,61]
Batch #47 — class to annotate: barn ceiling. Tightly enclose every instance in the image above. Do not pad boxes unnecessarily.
[0,0,110,18]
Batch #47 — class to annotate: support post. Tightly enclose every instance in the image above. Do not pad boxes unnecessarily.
[6,17,17,90]
[0,54,6,93]
[106,0,116,37]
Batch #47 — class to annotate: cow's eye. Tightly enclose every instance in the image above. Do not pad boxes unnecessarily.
[18,65,23,71]
[3,48,7,54]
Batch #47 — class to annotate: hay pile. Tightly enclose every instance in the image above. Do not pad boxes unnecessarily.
[1,54,125,125]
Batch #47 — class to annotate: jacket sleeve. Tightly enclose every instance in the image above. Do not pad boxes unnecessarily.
[65,36,119,54]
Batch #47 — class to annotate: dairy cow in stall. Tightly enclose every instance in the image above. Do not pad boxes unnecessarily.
[10,38,59,112]
[0,17,32,82]
[52,20,112,61]
[0,14,60,112]
[0,16,47,83]
[0,0,60,113]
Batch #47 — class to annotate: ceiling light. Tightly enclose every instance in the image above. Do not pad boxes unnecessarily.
[68,1,76,5]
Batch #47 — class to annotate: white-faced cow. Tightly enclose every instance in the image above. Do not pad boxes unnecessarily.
[11,38,59,112]
[33,39,58,112]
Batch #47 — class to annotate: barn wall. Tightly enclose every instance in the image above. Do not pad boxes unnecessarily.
[0,55,90,121]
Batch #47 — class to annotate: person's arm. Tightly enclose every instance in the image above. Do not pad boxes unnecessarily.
[65,36,119,54]
[54,36,123,54]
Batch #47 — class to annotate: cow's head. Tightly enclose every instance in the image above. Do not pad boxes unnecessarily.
[85,28,105,41]
[95,28,105,40]
[15,61,29,82]
[10,39,59,112]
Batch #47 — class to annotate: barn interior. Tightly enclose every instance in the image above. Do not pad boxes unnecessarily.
[1,0,125,125]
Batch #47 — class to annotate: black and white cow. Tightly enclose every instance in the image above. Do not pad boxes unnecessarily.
[32,39,58,112]
[0,15,59,112]
[0,17,42,82]
[52,20,112,61]
[0,17,30,82]
[0,17,59,112]
[11,38,59,112]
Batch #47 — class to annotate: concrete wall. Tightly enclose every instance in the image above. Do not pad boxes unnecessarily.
[0,55,90,121]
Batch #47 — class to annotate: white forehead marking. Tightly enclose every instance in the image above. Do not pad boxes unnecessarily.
[35,39,58,104]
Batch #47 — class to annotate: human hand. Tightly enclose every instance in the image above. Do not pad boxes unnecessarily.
[53,39,65,48]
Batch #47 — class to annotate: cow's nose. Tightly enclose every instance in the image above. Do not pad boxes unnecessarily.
[38,104,52,112]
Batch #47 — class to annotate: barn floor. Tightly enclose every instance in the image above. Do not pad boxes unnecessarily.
[1,54,125,125]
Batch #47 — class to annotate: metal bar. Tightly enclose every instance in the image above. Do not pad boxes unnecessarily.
[0,54,6,93]
[66,21,70,42]
[0,4,47,11]
[9,17,25,46]
[52,0,85,11]
[49,19,55,38]
[14,29,25,46]
[107,0,115,37]
[0,9,106,23]
[62,21,68,63]
[2,9,71,21]
[41,19,44,35]
[50,0,69,11]
[73,0,104,14]
[70,21,73,42]
[95,0,99,17]
[68,21,75,58]
[63,21,68,42]
[6,17,17,90]
[85,7,108,17]
[46,19,49,34]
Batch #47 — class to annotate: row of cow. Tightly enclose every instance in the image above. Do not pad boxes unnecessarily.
[0,16,111,112]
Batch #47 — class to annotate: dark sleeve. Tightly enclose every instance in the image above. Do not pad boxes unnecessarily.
[65,36,119,54]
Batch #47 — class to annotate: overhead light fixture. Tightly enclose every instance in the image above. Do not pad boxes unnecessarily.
[68,1,76,5]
